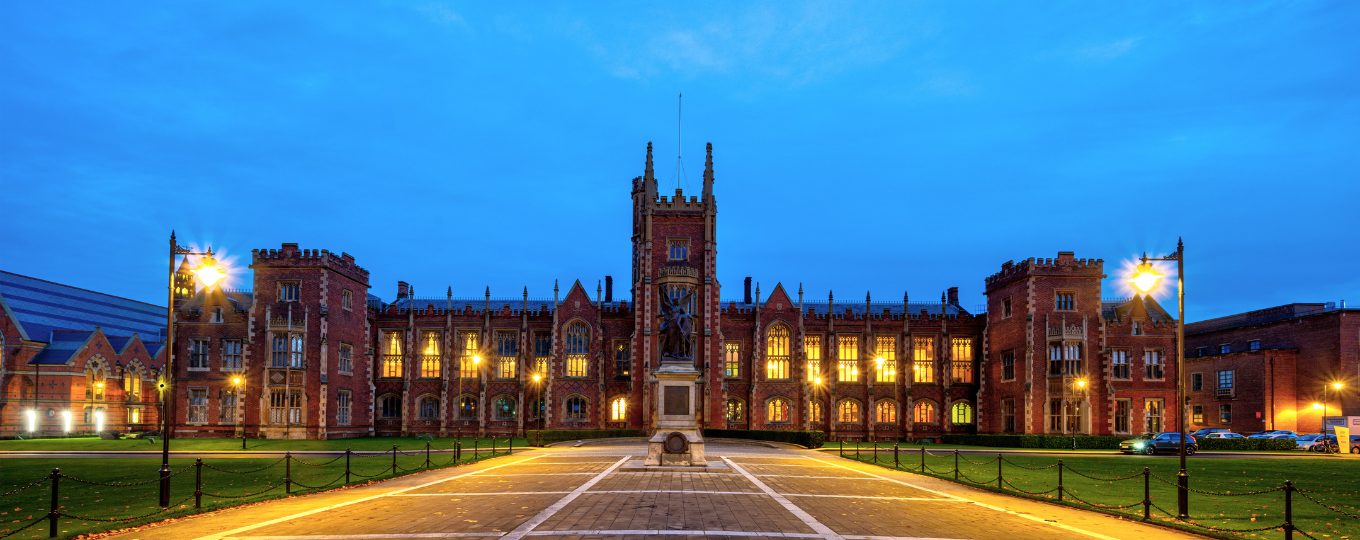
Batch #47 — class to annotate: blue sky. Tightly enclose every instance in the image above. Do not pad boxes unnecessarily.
[2,1,1356,320]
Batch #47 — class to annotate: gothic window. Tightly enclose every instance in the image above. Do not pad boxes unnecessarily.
[222,339,242,371]
[459,331,480,378]
[726,398,745,422]
[1063,342,1082,377]
[124,367,142,398]
[85,366,105,400]
[951,337,974,383]
[766,325,790,380]
[614,341,630,379]
[875,400,897,423]
[875,336,896,383]
[187,388,207,424]
[190,339,209,370]
[379,394,400,419]
[724,342,740,378]
[382,331,403,378]
[337,390,352,426]
[837,400,860,423]
[810,401,823,422]
[1145,350,1164,379]
[951,402,973,424]
[418,396,439,419]
[272,334,287,368]
[1112,349,1130,379]
[667,239,689,261]
[278,280,300,302]
[610,397,627,421]
[805,334,822,382]
[837,335,859,382]
[913,401,936,424]
[495,396,516,420]
[1001,350,1015,381]
[1002,297,1012,318]
[1055,291,1074,311]
[342,289,353,311]
[289,334,304,368]
[565,322,589,377]
[565,396,587,421]
[767,398,790,423]
[533,333,551,375]
[1047,343,1063,376]
[459,395,477,419]
[219,388,237,424]
[420,331,441,378]
[495,331,517,379]
[338,343,353,374]
[1114,399,1131,433]
[912,336,934,383]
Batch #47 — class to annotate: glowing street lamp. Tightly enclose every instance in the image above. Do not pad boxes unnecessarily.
[194,253,225,287]
[1128,240,1189,518]
[61,410,72,433]
[25,410,36,433]
[1127,262,1164,293]
[233,376,245,449]
[94,410,105,434]
[1321,382,1346,453]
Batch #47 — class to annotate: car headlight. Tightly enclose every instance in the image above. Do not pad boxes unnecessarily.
[1133,443,1144,449]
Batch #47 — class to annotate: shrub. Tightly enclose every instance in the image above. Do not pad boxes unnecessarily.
[942,434,1127,449]
[1195,437,1297,451]
[526,429,644,447]
[703,429,825,449]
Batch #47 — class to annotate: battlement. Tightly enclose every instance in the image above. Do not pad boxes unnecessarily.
[652,188,708,213]
[985,252,1103,292]
[251,243,370,285]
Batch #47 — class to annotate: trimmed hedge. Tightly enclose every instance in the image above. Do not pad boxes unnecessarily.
[943,434,1299,452]
[703,429,825,449]
[526,429,644,447]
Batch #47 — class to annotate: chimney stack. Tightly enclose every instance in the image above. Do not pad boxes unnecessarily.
[397,281,410,300]
[947,287,959,306]
[744,277,753,304]
[605,276,613,303]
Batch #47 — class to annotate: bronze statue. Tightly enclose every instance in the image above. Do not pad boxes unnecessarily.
[658,288,694,361]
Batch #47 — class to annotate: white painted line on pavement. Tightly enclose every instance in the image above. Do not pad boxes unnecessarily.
[226,532,969,540]
[723,456,843,540]
[497,455,631,540]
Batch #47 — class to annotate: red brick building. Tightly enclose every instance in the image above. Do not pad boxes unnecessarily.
[1185,303,1358,435]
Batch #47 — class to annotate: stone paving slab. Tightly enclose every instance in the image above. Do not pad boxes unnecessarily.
[407,474,593,494]
[757,475,946,499]
[536,492,818,535]
[245,493,564,536]
[588,471,761,493]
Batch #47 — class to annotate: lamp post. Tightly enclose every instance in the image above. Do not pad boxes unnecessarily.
[1127,239,1187,518]
[1073,379,1087,449]
[233,376,245,450]
[1323,382,1344,453]
[533,374,544,434]
[457,354,481,440]
[161,232,224,507]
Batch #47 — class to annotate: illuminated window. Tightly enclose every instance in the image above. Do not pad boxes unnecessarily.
[496,331,516,379]
[566,322,589,377]
[1112,350,1130,379]
[724,342,740,378]
[534,333,551,376]
[419,396,439,419]
[1145,350,1164,379]
[459,395,477,419]
[129,407,141,424]
[223,339,242,371]
[124,368,142,398]
[495,396,516,420]
[382,331,403,378]
[1192,404,1204,424]
[726,398,745,422]
[338,343,352,374]
[875,401,897,423]
[1062,342,1082,377]
[1055,291,1074,311]
[837,400,860,423]
[838,335,859,382]
[459,331,480,379]
[805,334,822,382]
[379,394,400,419]
[289,334,304,368]
[421,331,441,378]
[667,239,689,261]
[767,398,790,422]
[614,341,630,379]
[1145,398,1163,432]
[610,397,627,421]
[219,388,236,424]
[912,336,934,383]
[278,280,299,302]
[950,338,973,383]
[190,339,209,369]
[951,402,973,424]
[875,336,896,383]
[913,401,936,424]
[810,401,823,422]
[766,325,790,379]
[565,396,587,420]
[187,389,207,424]
[336,390,352,426]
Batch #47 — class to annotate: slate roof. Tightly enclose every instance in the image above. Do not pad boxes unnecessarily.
[721,300,971,317]
[29,330,93,364]
[1101,295,1176,323]
[0,271,167,343]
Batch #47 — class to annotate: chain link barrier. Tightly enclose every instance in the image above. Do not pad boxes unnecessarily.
[1059,488,1144,510]
[1001,479,1058,496]
[289,455,344,467]
[998,457,1059,471]
[957,454,999,466]
[1295,489,1360,520]
[59,494,196,523]
[1062,467,1144,483]
[0,515,51,539]
[0,477,50,499]
[1148,471,1284,497]
[288,472,348,490]
[201,482,284,499]
[61,465,192,487]
[202,458,285,474]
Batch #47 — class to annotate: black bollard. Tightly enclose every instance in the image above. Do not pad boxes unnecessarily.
[426,441,431,469]
[195,458,203,508]
[1143,467,1151,520]
[1284,480,1294,540]
[392,444,398,475]
[49,468,60,538]
[1057,459,1064,502]
[954,450,959,481]
[285,451,292,495]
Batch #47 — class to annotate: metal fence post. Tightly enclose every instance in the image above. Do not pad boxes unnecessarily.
[920,445,925,472]
[1143,467,1151,520]
[426,441,431,469]
[456,441,462,463]
[391,445,398,475]
[839,440,843,457]
[285,451,292,495]
[857,441,861,459]
[49,468,59,538]
[997,454,1002,490]
[493,437,497,456]
[954,450,959,481]
[158,463,171,507]
[1057,459,1064,502]
[195,458,203,509]
[474,438,479,460]
[509,437,513,455]
[345,448,351,484]
[1284,480,1294,540]
[894,444,899,469]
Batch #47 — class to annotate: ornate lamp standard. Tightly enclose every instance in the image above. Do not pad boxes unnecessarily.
[161,232,224,507]
[233,376,245,450]
[1323,382,1344,453]
[1127,239,1187,519]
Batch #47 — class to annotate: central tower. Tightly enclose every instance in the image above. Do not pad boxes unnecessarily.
[632,142,720,434]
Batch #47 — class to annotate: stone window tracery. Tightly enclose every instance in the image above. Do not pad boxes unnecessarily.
[766,325,790,380]
[767,398,790,423]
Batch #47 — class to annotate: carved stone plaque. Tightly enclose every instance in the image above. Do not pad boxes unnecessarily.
[664,432,688,453]
[663,386,689,416]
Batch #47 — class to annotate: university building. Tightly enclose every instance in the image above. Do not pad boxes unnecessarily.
[5,143,1205,440]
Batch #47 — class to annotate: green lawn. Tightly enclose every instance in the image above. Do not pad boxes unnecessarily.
[844,447,1360,539]
[0,436,525,453]
[0,446,512,539]
[833,441,1301,454]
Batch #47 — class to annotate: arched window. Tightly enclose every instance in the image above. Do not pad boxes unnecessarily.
[876,401,897,423]
[766,324,791,379]
[418,396,439,419]
[726,398,745,422]
[913,401,936,424]
[459,395,477,419]
[837,400,860,423]
[810,401,823,422]
[124,363,143,398]
[951,402,973,424]
[495,396,516,420]
[610,397,627,421]
[767,398,790,423]
[379,395,400,418]
[565,396,588,420]
[565,321,589,377]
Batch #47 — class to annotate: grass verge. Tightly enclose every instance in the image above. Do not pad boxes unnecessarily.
[842,446,1360,539]
[0,436,525,453]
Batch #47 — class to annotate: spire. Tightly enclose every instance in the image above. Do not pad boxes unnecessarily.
[702,142,714,200]
[644,142,656,197]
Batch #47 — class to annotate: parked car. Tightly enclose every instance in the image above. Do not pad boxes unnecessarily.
[1349,435,1360,454]
[1295,434,1327,450]
[1120,432,1198,455]
[1202,432,1245,439]
[1248,430,1298,439]
[1303,435,1340,453]
[1192,428,1231,438]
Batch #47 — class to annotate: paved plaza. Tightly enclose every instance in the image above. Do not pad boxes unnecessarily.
[105,442,1205,540]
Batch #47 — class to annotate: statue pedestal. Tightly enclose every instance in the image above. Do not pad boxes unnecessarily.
[644,359,706,467]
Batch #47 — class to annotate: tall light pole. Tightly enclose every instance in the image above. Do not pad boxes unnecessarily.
[533,374,544,435]
[1323,382,1344,453]
[233,376,245,450]
[162,232,223,507]
[1127,238,1187,519]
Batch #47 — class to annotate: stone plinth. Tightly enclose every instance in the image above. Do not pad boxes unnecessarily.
[644,359,706,467]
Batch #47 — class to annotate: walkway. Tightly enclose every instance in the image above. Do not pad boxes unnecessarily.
[103,441,1208,540]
